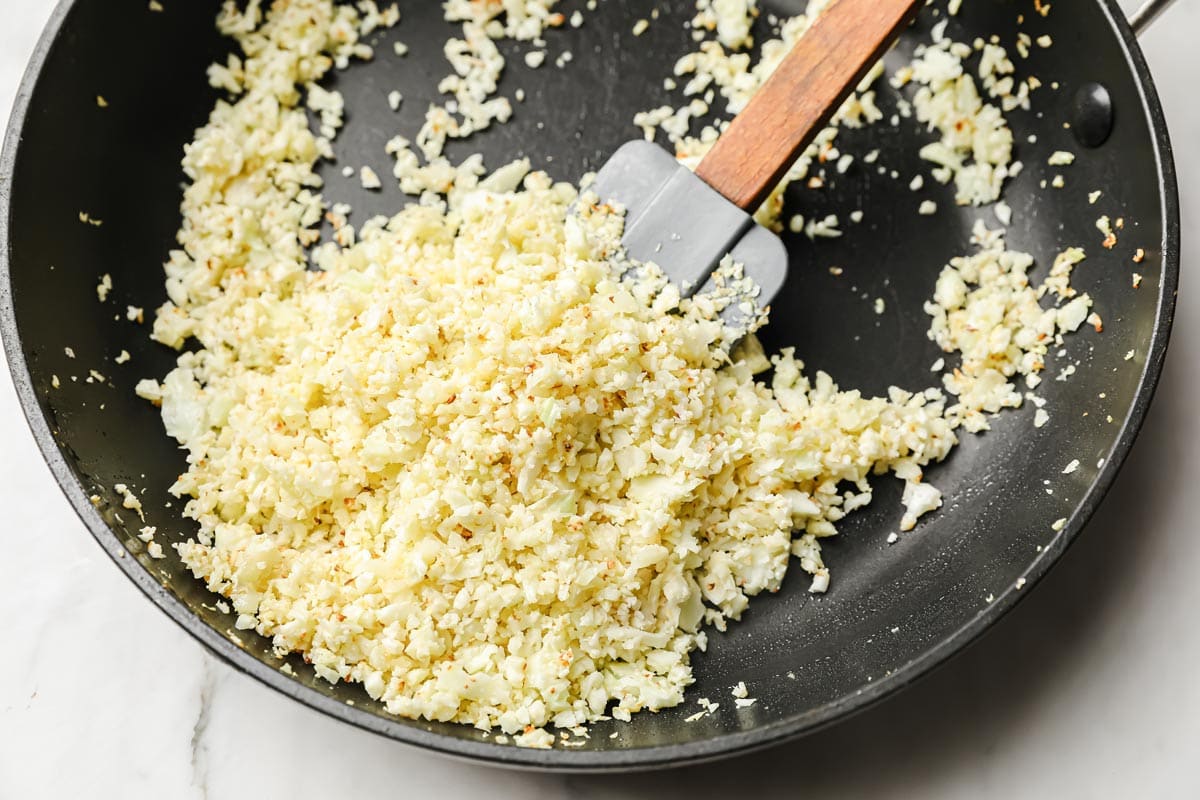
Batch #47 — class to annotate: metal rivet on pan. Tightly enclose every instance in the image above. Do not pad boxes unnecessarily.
[1071,82,1115,148]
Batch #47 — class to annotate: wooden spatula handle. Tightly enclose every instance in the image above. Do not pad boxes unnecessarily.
[694,0,922,212]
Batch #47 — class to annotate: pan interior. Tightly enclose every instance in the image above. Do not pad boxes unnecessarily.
[1,0,1172,765]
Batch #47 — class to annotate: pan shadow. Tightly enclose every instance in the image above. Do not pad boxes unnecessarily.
[565,289,1194,797]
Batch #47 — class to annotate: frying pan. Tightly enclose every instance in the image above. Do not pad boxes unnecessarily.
[0,0,1179,771]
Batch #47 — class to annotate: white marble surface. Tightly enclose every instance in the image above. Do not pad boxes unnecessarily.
[3,1,1199,797]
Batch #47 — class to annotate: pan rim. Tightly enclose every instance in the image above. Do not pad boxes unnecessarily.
[0,0,1180,772]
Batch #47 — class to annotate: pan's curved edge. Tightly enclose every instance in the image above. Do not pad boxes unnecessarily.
[0,0,1181,772]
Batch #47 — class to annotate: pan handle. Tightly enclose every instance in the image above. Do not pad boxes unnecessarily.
[1129,0,1177,35]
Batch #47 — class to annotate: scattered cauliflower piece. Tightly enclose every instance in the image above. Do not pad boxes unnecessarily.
[925,223,1092,432]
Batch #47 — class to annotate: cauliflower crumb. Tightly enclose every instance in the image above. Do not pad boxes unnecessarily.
[1096,215,1117,249]
[901,481,942,532]
[360,166,382,189]
[134,378,164,406]
[994,200,1012,226]
[114,483,145,522]
[514,727,556,749]
[806,214,842,239]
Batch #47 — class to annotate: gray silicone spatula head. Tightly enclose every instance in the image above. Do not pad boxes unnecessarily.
[589,140,788,329]
[589,0,923,329]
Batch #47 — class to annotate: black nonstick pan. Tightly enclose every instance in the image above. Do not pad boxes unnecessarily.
[0,0,1180,771]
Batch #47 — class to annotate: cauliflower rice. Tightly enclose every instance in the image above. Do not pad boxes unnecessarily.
[137,0,1091,743]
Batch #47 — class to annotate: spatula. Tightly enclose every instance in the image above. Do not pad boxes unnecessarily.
[591,0,922,325]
